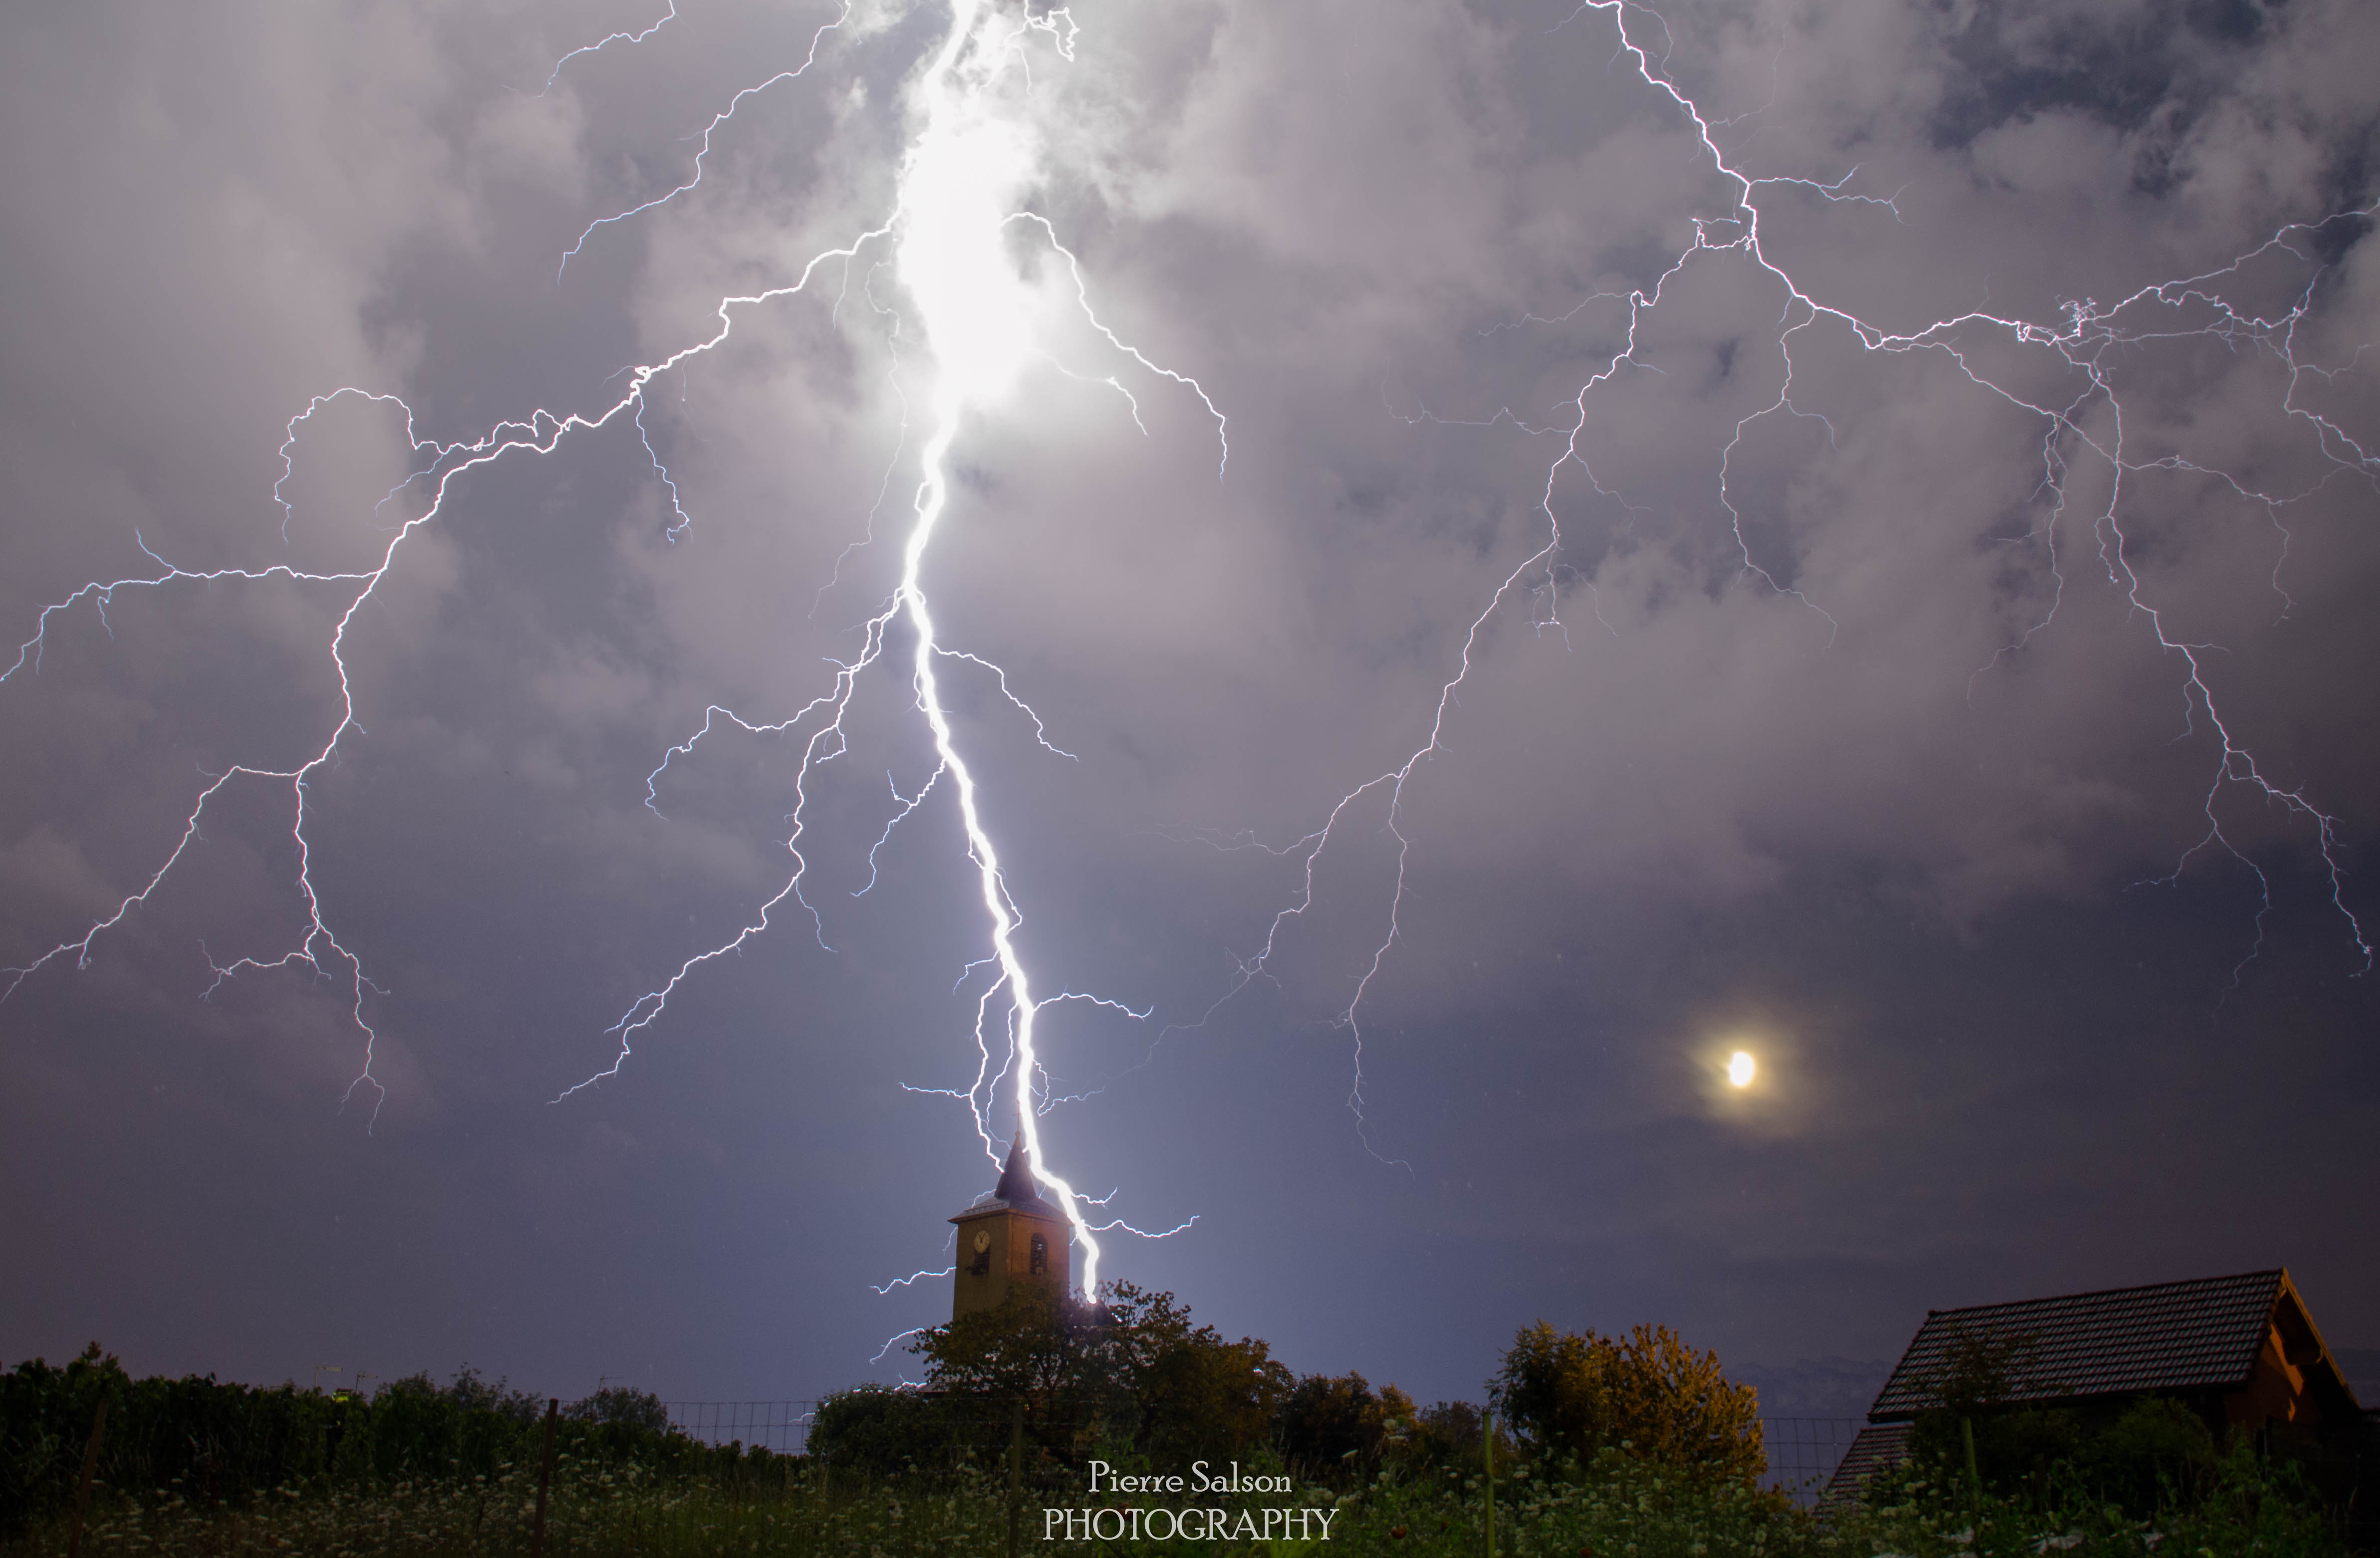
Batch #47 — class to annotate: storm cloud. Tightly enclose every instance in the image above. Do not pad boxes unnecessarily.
[3,0,2375,1407]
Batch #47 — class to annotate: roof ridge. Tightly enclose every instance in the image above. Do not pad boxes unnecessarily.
[1921,1269,2282,1319]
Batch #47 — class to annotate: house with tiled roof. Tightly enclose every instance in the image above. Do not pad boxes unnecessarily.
[1821,1268,2367,1509]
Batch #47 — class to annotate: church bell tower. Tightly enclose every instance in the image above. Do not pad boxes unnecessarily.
[950,1139,1071,1319]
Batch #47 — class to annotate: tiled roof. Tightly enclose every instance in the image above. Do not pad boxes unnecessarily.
[1819,1422,1913,1509]
[1869,1270,2283,1421]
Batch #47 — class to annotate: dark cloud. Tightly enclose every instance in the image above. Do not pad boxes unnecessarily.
[2,0,2375,1411]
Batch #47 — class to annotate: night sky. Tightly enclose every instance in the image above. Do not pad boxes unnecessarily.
[3,0,2376,1418]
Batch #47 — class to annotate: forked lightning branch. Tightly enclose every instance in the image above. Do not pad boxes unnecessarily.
[3,0,2373,1328]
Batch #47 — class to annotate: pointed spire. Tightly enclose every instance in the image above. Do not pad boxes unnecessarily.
[994,1137,1055,1212]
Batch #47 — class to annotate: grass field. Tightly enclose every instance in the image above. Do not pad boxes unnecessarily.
[3,1437,2357,1557]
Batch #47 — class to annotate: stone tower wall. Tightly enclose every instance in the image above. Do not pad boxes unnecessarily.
[950,1204,1071,1318]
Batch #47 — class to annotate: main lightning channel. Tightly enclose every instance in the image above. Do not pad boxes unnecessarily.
[7,0,1212,1287]
[10,0,2366,1297]
[566,0,1222,1301]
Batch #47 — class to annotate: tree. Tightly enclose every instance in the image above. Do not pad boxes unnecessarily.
[566,1386,671,1435]
[1134,1327,1292,1466]
[431,1365,543,1427]
[913,1282,1112,1417]
[1491,1321,1763,1487]
[806,1385,969,1475]
[907,1280,1289,1463]
[1274,1372,1416,1481]
[1382,1399,1520,1477]
[1906,1330,2222,1515]
[1906,1326,2075,1498]
[2081,1397,2216,1514]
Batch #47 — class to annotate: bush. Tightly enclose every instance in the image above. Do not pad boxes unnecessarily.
[566,1385,672,1435]
[1274,1372,1414,1482]
[0,1344,345,1537]
[1832,1426,2351,1558]
[1905,1329,2228,1518]
[1383,1398,1521,1478]
[1490,1321,1764,1487]
[0,1343,789,1539]
[804,1386,972,1476]
[904,1279,1290,1467]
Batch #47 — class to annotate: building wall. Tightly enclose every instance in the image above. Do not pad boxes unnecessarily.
[2224,1297,2351,1441]
[951,1206,1069,1319]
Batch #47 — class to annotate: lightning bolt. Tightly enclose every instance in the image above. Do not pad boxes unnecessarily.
[1185,0,2374,1154]
[556,3,852,281]
[536,1,680,98]
[3,2,2370,1285]
[2,209,895,1129]
[562,0,1221,1301]
[870,1266,956,1294]
[3,4,1226,1225]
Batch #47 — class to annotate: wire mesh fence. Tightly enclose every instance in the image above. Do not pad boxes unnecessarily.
[1758,1417,1867,1506]
[664,1401,818,1454]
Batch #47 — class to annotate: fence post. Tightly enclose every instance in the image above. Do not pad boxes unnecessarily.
[65,1397,108,1558]
[1007,1398,1025,1558]
[1483,1407,1496,1557]
[529,1398,558,1558]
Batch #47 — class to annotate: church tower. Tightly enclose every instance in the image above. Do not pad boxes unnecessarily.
[949,1139,1071,1319]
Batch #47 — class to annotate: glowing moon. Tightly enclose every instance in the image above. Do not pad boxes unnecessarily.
[1726,1050,1757,1088]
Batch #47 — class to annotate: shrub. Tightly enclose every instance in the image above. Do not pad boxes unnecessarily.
[1383,1398,1522,1478]
[0,1343,789,1539]
[1490,1321,1764,1486]
[905,1279,1290,1466]
[567,1385,672,1435]
[804,1385,969,1475]
[1274,1372,1415,1482]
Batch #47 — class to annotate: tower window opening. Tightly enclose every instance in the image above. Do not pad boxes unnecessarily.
[1030,1234,1048,1275]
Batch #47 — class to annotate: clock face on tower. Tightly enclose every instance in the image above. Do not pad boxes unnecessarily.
[972,1229,991,1253]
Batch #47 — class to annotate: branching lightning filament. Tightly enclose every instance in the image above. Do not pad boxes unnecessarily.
[1181,0,2374,1158]
[2,0,2371,1305]
[1,0,1223,1305]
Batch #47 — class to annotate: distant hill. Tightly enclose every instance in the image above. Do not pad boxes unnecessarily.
[1733,1357,1894,1419]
